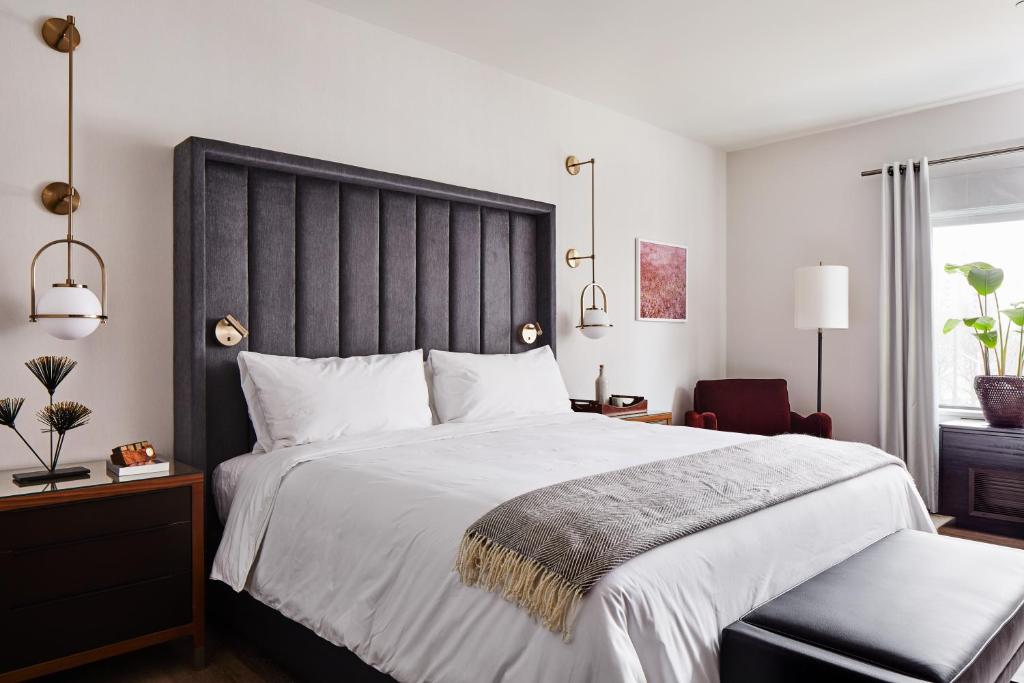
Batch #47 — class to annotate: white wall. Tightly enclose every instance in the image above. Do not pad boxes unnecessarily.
[0,0,725,468]
[727,89,1024,444]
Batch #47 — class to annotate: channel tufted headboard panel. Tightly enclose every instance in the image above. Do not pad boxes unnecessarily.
[172,137,556,483]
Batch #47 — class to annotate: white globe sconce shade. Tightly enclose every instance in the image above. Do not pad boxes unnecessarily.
[36,284,102,340]
[577,282,613,339]
[29,238,108,340]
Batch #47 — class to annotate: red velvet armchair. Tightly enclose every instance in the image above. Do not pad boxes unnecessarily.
[683,379,832,438]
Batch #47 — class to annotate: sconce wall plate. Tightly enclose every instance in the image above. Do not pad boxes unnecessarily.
[41,17,80,52]
[41,182,80,214]
[519,322,543,344]
[215,314,249,347]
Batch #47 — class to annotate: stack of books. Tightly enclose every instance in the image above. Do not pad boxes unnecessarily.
[106,458,170,481]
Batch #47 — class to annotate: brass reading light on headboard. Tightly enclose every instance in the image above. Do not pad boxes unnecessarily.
[565,155,612,340]
[215,315,249,347]
[519,322,543,344]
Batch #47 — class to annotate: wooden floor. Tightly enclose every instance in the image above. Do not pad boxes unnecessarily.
[37,626,296,683]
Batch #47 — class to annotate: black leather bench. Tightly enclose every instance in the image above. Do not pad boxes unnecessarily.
[721,530,1024,683]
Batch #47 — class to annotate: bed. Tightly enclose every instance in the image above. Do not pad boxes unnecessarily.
[173,138,932,682]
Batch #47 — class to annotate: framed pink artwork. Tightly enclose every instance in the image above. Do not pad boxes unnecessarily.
[636,238,687,322]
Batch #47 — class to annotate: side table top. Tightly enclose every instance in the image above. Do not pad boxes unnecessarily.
[0,458,201,503]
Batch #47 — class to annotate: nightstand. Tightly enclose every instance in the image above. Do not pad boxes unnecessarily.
[0,459,204,681]
[623,411,673,425]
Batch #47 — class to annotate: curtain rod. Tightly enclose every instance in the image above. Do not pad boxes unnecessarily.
[860,143,1024,177]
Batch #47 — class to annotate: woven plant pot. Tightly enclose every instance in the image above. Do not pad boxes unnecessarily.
[975,375,1024,428]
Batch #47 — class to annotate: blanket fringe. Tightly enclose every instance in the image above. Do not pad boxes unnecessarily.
[455,532,583,640]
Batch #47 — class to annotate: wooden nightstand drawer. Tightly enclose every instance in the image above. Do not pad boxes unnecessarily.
[2,573,191,672]
[2,522,191,609]
[0,487,191,552]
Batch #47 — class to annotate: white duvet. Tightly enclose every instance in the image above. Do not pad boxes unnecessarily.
[212,413,932,683]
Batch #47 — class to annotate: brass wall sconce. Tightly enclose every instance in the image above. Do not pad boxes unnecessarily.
[29,15,108,340]
[565,155,612,339]
[519,322,543,345]
[214,315,249,347]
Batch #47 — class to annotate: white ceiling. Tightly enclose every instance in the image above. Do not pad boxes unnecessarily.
[313,0,1024,150]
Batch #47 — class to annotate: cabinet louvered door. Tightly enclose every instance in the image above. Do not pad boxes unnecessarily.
[970,468,1024,523]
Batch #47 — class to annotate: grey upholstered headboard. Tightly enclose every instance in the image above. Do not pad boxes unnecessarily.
[172,137,556,483]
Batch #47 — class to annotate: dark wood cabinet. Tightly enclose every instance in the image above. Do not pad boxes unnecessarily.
[0,460,204,682]
[939,419,1024,539]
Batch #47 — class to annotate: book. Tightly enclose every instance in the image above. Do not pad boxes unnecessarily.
[109,469,170,482]
[106,457,170,478]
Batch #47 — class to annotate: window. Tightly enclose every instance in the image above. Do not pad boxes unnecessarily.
[931,159,1024,411]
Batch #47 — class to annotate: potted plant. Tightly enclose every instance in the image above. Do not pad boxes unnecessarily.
[943,262,1024,427]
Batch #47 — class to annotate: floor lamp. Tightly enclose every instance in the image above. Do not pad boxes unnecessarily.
[794,264,849,413]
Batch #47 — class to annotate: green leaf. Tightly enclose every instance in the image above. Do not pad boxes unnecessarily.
[1003,308,1024,327]
[946,262,995,274]
[971,316,997,331]
[967,267,1004,295]
[976,330,999,349]
[943,318,962,334]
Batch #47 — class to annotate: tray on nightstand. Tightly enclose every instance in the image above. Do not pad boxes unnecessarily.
[570,395,648,418]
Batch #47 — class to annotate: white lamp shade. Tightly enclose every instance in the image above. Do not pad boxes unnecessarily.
[37,285,102,340]
[794,265,849,330]
[580,306,611,339]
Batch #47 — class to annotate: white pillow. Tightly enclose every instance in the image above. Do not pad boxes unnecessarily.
[237,349,432,450]
[238,356,273,453]
[428,346,570,423]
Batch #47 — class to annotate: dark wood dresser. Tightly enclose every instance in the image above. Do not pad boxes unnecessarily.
[939,419,1024,539]
[0,460,204,681]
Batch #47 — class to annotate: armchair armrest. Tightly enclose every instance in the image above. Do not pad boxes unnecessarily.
[684,410,718,430]
[789,411,833,439]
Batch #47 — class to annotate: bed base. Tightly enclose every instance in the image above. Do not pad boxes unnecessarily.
[210,581,397,682]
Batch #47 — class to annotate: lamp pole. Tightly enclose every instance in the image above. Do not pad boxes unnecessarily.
[817,328,823,413]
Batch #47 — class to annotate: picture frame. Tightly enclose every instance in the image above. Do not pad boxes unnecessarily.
[636,238,687,322]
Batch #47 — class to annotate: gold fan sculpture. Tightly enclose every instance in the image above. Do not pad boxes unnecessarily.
[0,356,93,485]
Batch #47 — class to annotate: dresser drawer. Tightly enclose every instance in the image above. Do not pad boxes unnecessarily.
[0,573,191,672]
[0,486,191,551]
[1,522,191,609]
[942,429,1024,459]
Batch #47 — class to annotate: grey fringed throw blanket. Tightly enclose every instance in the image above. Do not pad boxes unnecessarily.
[455,434,902,638]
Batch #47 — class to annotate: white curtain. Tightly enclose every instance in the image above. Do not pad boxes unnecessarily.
[880,158,938,511]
